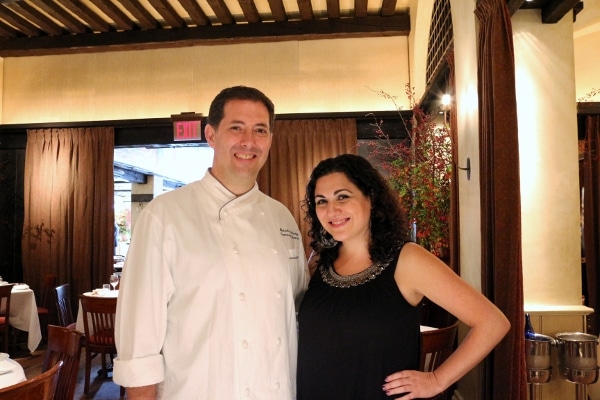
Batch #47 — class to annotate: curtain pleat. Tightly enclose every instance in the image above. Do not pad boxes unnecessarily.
[475,0,526,399]
[258,119,357,258]
[584,115,600,334]
[22,127,114,308]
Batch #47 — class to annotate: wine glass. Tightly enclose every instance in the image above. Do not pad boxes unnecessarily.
[110,273,119,290]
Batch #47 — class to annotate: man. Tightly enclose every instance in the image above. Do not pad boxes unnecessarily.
[114,86,308,399]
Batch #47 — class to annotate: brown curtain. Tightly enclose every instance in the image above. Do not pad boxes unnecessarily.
[258,119,357,258]
[475,1,526,399]
[447,51,460,275]
[22,127,115,307]
[583,115,600,334]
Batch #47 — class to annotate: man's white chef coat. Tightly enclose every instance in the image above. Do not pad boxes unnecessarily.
[114,171,308,399]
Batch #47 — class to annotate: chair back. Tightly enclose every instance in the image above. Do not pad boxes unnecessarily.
[54,284,75,328]
[0,284,15,353]
[420,320,458,372]
[40,274,58,310]
[0,360,62,400]
[42,325,84,400]
[419,320,459,400]
[79,295,117,351]
[0,284,15,323]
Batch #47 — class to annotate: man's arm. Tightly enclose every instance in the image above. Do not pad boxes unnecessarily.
[126,385,157,400]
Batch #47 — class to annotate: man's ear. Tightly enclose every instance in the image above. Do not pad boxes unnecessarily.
[205,124,216,148]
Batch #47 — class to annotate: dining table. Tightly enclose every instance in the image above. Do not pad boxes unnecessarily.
[3,283,42,353]
[0,354,26,389]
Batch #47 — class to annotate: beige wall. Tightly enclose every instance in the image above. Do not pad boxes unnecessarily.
[514,10,581,307]
[1,37,410,124]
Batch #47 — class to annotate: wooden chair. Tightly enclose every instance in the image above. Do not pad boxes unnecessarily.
[54,284,76,330]
[420,320,459,400]
[0,360,62,400]
[79,295,125,396]
[37,274,58,342]
[0,284,15,353]
[42,325,84,400]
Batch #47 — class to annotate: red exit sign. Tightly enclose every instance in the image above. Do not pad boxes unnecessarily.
[171,113,203,142]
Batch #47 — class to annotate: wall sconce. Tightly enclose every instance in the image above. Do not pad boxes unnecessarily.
[457,157,471,180]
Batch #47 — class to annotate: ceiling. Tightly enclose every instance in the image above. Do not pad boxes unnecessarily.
[0,0,591,58]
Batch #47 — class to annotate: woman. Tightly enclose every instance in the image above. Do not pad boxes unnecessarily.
[297,154,509,399]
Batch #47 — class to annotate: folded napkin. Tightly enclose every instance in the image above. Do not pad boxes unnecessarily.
[0,353,14,374]
[0,360,16,374]
[13,284,29,290]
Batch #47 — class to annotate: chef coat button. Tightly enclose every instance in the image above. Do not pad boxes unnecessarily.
[242,340,248,349]
[233,248,239,254]
[271,248,278,254]
[239,293,245,301]
[274,382,280,390]
[245,388,250,396]
[275,291,282,299]
[261,211,266,216]
[276,337,281,346]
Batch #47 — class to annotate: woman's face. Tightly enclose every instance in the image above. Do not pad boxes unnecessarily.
[314,172,371,245]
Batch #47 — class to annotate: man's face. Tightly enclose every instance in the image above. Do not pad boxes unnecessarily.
[205,99,272,193]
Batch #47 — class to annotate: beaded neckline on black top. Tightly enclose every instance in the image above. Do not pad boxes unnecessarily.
[320,259,392,288]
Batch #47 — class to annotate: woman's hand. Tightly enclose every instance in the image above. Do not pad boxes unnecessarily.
[382,370,444,399]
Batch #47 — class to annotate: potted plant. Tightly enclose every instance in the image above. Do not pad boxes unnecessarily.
[363,84,452,259]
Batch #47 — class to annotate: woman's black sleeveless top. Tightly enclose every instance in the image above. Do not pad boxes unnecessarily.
[297,246,420,399]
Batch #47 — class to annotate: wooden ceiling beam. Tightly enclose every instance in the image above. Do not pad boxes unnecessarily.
[0,5,43,36]
[353,0,368,18]
[506,0,525,16]
[89,0,137,31]
[542,0,581,23]
[380,0,396,17]
[265,0,287,22]
[3,1,63,35]
[326,0,340,19]
[0,19,19,38]
[297,0,314,20]
[30,0,88,34]
[175,0,210,26]
[205,0,234,25]
[58,0,112,32]
[117,0,159,29]
[148,0,186,28]
[0,14,410,57]
[238,0,261,23]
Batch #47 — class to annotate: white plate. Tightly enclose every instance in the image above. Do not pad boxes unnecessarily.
[83,290,118,298]
[13,284,29,291]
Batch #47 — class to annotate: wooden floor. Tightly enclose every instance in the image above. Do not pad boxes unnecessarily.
[12,339,124,400]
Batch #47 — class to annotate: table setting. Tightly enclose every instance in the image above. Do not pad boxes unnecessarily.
[0,352,26,389]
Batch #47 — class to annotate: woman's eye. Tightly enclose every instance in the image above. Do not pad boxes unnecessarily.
[337,194,349,201]
[316,199,326,205]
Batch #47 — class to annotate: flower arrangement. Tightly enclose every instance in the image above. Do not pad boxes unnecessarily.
[363,84,452,258]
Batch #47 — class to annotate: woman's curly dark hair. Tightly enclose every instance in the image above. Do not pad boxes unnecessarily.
[302,154,410,268]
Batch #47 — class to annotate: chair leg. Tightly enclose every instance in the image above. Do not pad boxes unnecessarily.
[84,347,92,394]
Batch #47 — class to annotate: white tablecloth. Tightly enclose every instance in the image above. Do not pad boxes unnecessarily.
[8,287,42,353]
[75,290,119,334]
[0,357,27,389]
